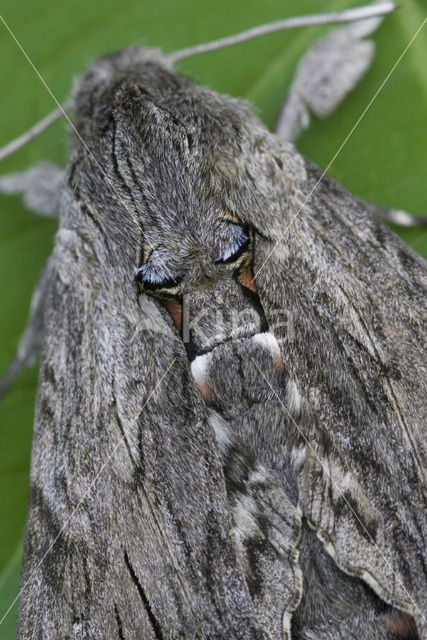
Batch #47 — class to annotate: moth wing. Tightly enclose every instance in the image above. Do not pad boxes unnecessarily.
[17,227,266,639]
[252,157,427,635]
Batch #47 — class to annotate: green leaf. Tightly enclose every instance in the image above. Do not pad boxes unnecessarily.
[0,543,22,639]
[0,1,426,636]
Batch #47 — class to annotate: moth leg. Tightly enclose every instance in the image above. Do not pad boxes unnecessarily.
[0,162,64,217]
[275,14,383,143]
[0,256,53,398]
[358,200,427,227]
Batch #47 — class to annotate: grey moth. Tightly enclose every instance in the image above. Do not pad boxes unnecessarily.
[0,3,426,639]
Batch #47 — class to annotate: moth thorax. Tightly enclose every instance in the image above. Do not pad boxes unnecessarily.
[183,277,268,360]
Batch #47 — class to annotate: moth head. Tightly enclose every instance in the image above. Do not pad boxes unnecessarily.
[71,47,306,296]
[136,216,252,297]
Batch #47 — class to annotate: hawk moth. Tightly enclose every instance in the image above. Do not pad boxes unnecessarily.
[0,4,426,640]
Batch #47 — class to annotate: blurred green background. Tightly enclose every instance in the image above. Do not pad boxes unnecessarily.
[0,0,426,636]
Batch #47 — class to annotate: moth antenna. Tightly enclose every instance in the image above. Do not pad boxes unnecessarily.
[167,2,397,63]
[0,101,71,162]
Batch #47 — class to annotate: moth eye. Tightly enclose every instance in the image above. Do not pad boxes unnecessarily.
[214,224,250,264]
[136,264,184,291]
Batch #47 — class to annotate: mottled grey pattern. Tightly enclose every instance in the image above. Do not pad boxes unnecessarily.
[3,44,425,639]
[254,162,427,637]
